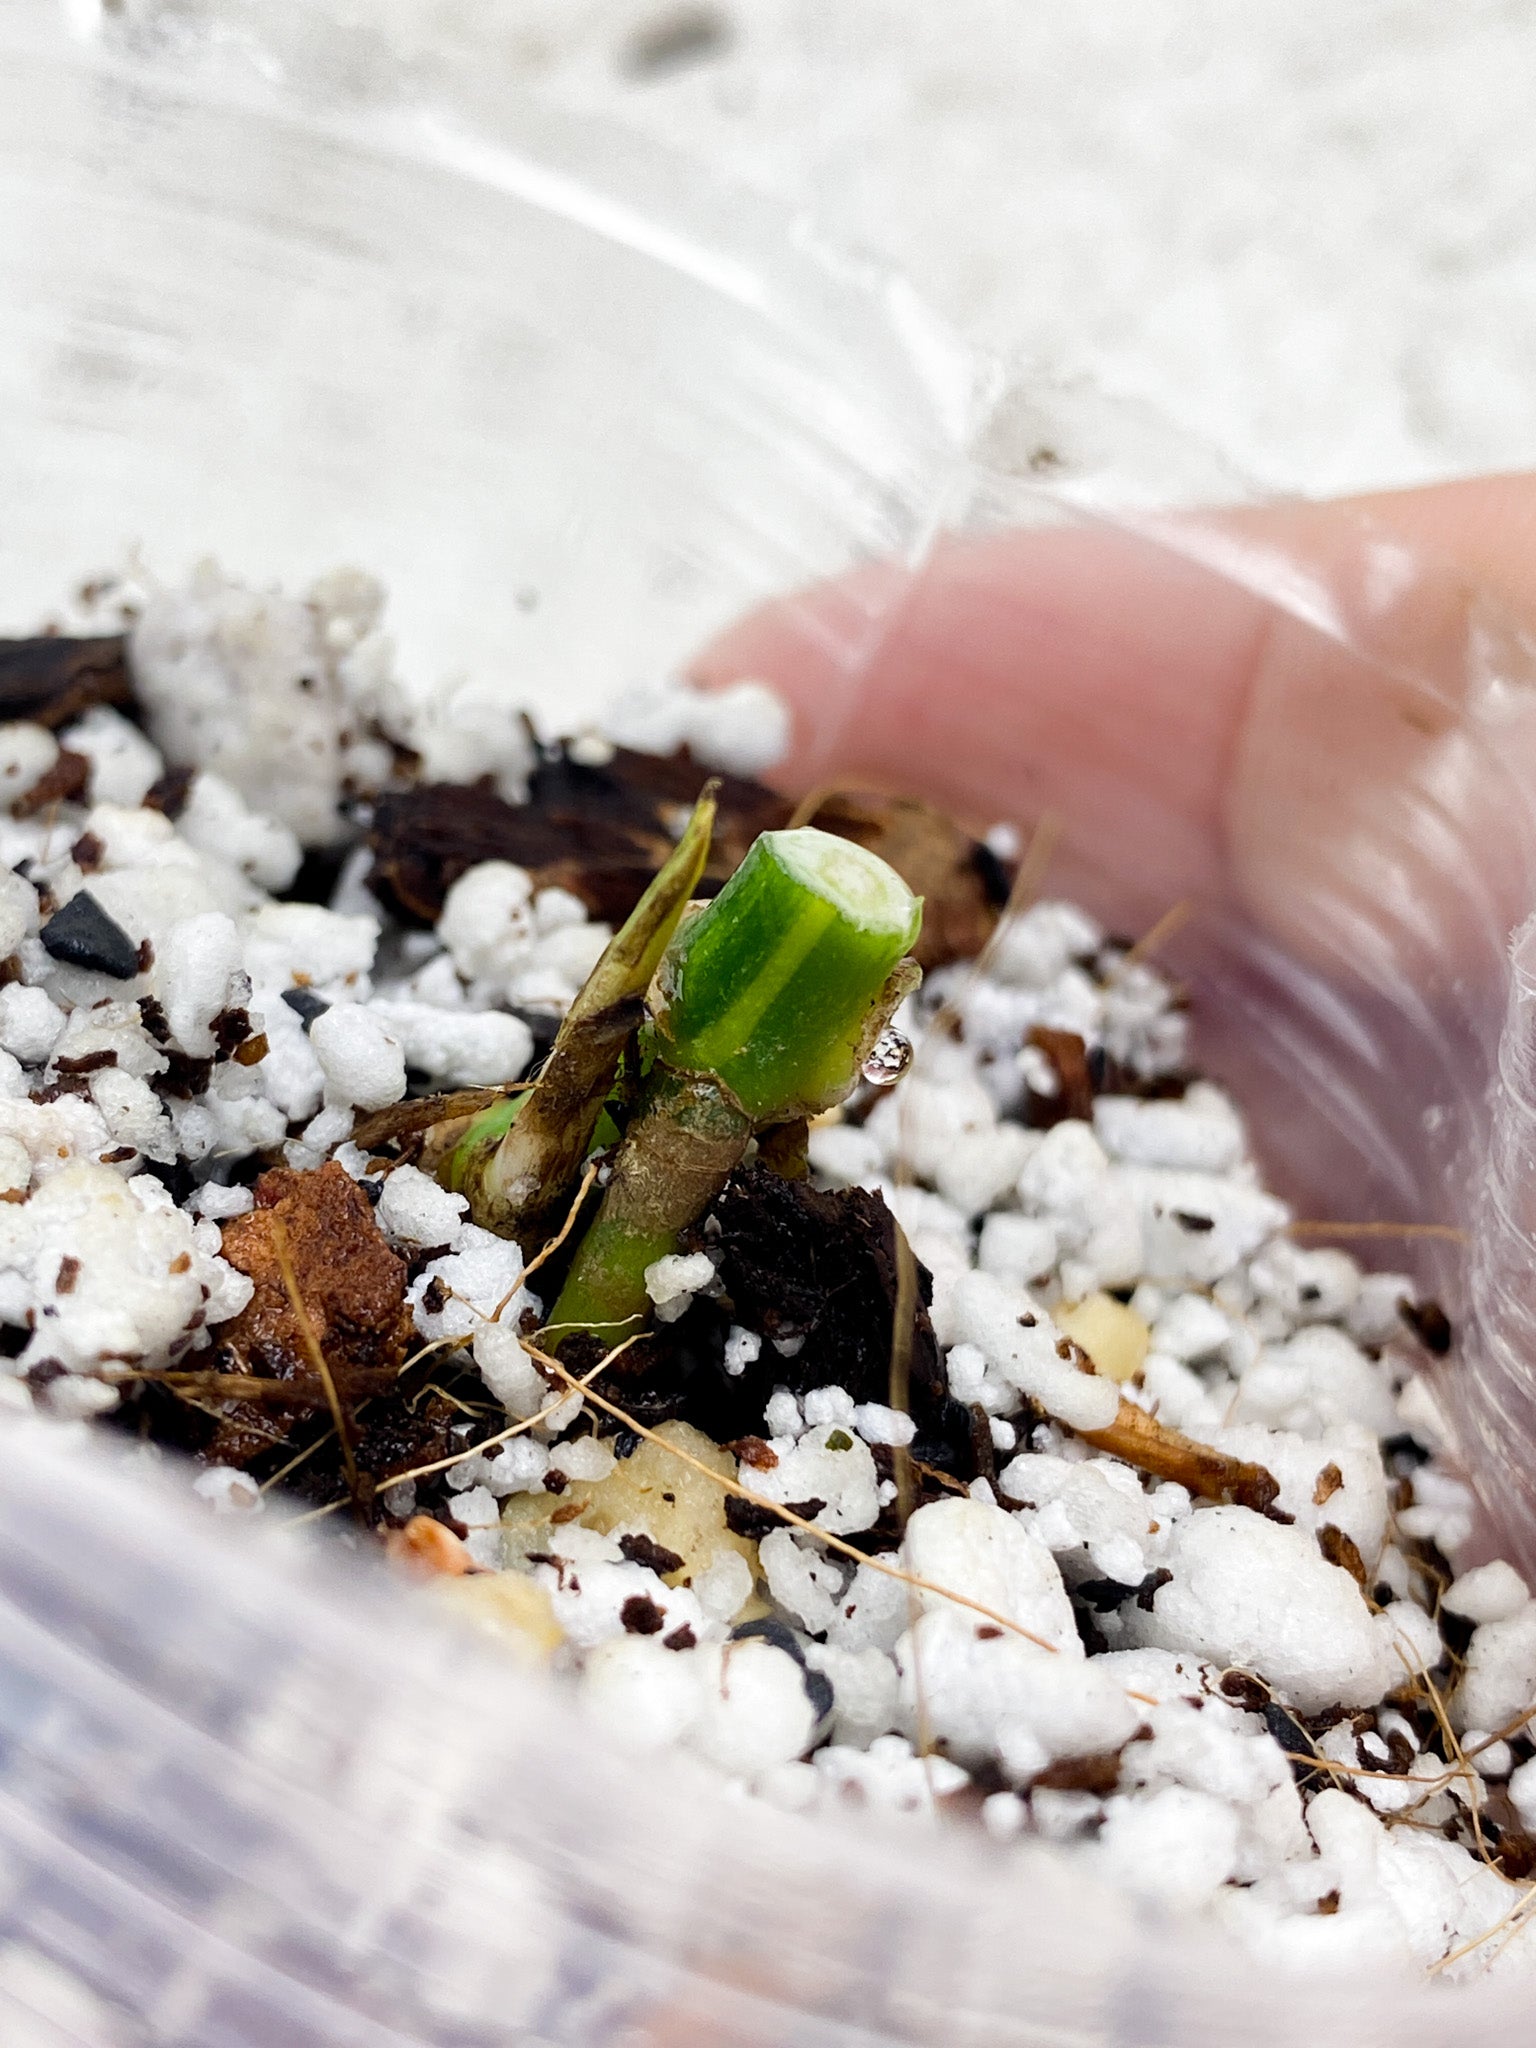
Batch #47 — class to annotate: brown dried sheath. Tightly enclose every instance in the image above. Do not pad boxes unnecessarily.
[444,784,718,1243]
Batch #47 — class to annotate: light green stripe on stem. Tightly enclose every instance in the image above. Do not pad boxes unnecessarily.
[654,826,921,1124]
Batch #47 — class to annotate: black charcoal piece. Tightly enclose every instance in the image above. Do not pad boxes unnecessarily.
[731,1615,807,1664]
[802,1666,834,1722]
[1073,1576,1143,1613]
[39,891,140,978]
[281,987,331,1031]
[731,1615,834,1718]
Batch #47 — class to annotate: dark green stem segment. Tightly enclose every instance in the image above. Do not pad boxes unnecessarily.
[547,1068,752,1349]
[548,825,922,1350]
[439,784,717,1240]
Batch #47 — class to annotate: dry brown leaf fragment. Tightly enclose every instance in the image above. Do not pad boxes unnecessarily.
[1025,1026,1096,1124]
[13,748,90,817]
[352,1085,525,1157]
[1318,1523,1370,1590]
[368,748,1006,971]
[368,745,782,928]
[204,1162,413,1467]
[1029,1749,1131,1796]
[1313,1461,1345,1507]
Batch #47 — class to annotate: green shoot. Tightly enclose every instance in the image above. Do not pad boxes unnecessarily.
[654,826,922,1122]
[549,826,922,1348]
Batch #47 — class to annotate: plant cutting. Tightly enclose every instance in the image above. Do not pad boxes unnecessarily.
[547,824,922,1348]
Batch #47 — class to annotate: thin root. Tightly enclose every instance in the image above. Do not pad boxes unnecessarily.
[379,1336,641,1491]
[517,1158,601,1290]
[270,1214,361,1508]
[1077,1395,1281,1512]
[1120,898,1193,968]
[1285,1219,1466,1243]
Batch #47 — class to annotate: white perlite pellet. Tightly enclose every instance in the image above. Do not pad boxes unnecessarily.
[643,1250,715,1322]
[723,1325,761,1376]
[375,1163,469,1250]
[308,1003,406,1113]
[1443,1560,1529,1626]
[602,675,790,779]
[0,725,58,807]
[129,562,401,845]
[1125,1507,1394,1716]
[192,1465,264,1515]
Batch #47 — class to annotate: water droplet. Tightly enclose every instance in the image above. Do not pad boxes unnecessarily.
[862,1027,912,1088]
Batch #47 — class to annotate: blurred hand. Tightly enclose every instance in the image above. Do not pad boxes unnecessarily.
[693,473,1536,968]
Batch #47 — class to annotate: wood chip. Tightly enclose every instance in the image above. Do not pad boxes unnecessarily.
[1318,1523,1370,1590]
[368,747,1006,969]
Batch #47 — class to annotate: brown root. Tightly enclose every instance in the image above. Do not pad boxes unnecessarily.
[1078,1397,1281,1514]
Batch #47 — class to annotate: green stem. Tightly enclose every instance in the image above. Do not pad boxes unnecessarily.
[548,826,922,1349]
[655,826,921,1122]
[547,1068,751,1348]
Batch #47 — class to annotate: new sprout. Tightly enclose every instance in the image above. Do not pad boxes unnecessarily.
[547,824,921,1349]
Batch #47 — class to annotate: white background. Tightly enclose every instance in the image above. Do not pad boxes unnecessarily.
[391,0,1536,499]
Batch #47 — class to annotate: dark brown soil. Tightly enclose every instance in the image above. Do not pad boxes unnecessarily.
[634,1164,981,1478]
[368,743,784,929]
[368,742,1012,970]
[0,635,134,728]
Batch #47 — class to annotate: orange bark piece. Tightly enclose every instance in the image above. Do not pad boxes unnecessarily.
[207,1162,413,1465]
[385,1513,479,1577]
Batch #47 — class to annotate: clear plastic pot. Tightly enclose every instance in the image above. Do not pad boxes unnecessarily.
[1,4,1536,2041]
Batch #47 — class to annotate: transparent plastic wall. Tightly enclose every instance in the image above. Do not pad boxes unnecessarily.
[2,4,1536,2041]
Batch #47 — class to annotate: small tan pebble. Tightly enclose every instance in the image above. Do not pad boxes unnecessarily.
[1313,1461,1344,1507]
[1055,1294,1150,1384]
[433,1571,563,1662]
[386,1514,478,1578]
[500,1419,759,1588]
